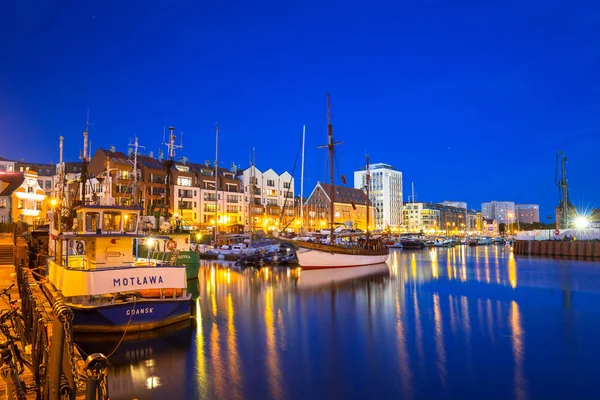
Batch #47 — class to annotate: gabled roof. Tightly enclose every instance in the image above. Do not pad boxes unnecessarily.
[0,173,24,196]
[99,149,131,166]
[318,183,369,206]
[138,155,164,170]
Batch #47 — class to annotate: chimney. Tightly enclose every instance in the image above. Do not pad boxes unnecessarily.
[127,148,133,157]
[179,156,188,165]
[205,160,211,167]
[158,149,164,162]
[109,145,116,153]
[148,151,154,158]
[230,162,237,174]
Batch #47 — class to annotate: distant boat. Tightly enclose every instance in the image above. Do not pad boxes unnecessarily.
[400,238,425,249]
[291,95,389,268]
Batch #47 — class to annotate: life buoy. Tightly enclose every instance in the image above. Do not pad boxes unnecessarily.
[554,229,560,236]
[166,240,177,251]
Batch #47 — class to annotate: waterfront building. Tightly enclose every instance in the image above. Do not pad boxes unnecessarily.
[10,171,47,225]
[466,209,479,233]
[0,157,16,173]
[0,173,24,223]
[516,204,540,224]
[304,182,372,232]
[482,201,516,224]
[14,161,56,197]
[353,162,403,230]
[482,218,498,236]
[403,202,467,234]
[237,166,294,232]
[88,148,135,206]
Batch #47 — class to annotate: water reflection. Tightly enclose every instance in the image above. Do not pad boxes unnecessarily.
[85,248,600,399]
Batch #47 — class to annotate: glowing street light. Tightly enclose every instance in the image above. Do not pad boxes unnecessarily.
[574,216,589,229]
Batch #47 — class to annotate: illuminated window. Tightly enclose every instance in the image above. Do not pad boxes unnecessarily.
[103,212,122,231]
[85,212,100,232]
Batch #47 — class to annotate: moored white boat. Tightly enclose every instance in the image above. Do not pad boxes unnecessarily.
[295,243,389,268]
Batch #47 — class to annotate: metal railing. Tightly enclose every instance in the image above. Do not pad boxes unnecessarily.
[16,253,110,399]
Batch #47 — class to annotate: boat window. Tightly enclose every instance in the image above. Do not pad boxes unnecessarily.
[85,212,100,232]
[124,213,138,232]
[76,212,83,232]
[103,212,122,231]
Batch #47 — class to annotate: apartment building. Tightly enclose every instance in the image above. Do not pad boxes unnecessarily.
[353,162,403,230]
[482,201,516,224]
[237,166,294,232]
[403,202,469,234]
[516,204,540,224]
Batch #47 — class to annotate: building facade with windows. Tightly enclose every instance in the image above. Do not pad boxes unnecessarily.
[516,204,540,224]
[482,201,516,225]
[0,157,16,173]
[0,173,24,223]
[11,171,47,225]
[237,166,294,232]
[304,182,373,232]
[353,163,403,230]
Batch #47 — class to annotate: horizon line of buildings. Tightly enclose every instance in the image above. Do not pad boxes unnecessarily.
[1,151,542,234]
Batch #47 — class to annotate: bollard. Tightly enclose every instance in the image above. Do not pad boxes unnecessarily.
[84,353,110,400]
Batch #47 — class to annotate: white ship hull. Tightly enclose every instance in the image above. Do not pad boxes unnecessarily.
[296,246,389,268]
[298,263,390,289]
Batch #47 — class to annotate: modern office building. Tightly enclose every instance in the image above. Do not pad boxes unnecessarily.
[481,201,516,224]
[353,162,403,230]
[516,204,540,224]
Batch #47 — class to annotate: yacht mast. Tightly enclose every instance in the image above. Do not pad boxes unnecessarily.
[300,125,305,229]
[214,125,219,246]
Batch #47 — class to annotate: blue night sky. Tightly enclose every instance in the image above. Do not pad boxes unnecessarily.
[1,0,599,218]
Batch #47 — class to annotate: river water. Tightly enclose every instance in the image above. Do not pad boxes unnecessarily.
[77,246,600,399]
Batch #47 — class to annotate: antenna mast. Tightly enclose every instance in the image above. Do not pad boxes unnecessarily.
[79,115,91,206]
[161,126,182,219]
[128,137,145,205]
[58,136,64,202]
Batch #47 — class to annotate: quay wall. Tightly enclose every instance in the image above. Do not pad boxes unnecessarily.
[514,240,600,260]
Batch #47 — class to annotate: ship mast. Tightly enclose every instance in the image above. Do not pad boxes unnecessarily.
[162,126,182,219]
[318,94,343,245]
[80,118,90,206]
[300,125,305,230]
[365,154,370,236]
[128,137,145,205]
[214,124,219,246]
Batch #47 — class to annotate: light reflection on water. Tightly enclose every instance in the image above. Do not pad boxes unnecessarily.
[80,246,600,399]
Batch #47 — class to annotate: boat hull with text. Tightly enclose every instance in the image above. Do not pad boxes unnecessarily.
[69,298,191,333]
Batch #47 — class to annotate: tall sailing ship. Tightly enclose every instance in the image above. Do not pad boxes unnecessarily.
[292,95,389,268]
